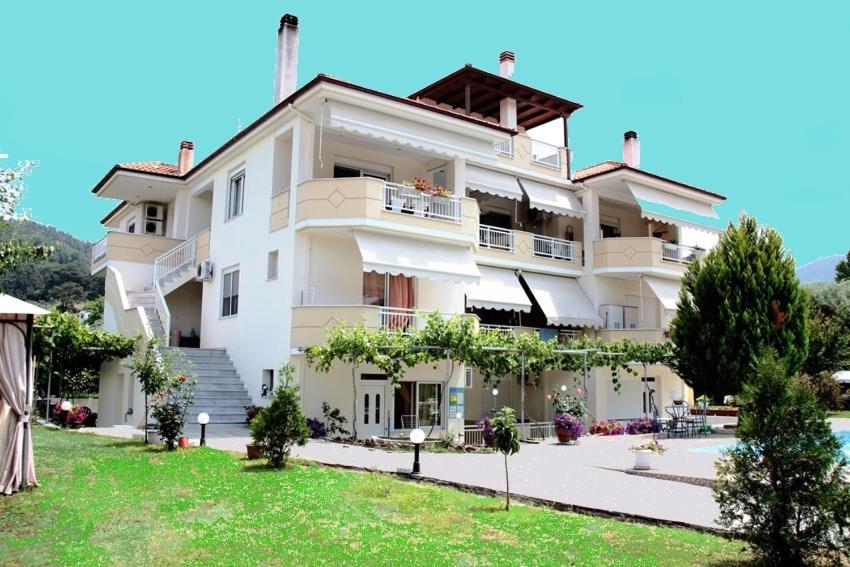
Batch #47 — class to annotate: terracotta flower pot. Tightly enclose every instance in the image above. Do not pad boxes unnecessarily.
[246,444,265,460]
[178,436,190,449]
[555,427,575,444]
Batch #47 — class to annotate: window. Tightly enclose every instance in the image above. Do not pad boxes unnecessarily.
[363,271,386,306]
[226,171,245,220]
[267,250,279,280]
[465,368,473,389]
[126,220,136,234]
[262,369,274,396]
[333,160,391,181]
[221,268,240,317]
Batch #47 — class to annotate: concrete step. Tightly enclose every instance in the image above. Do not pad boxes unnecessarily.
[192,390,253,400]
[192,397,252,407]
[186,367,241,377]
[194,385,249,394]
[185,410,247,424]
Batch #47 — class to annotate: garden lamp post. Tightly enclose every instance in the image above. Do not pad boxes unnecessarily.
[60,400,71,412]
[491,387,499,415]
[197,412,209,446]
[409,428,425,475]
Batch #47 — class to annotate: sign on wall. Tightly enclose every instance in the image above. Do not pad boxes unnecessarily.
[448,387,464,421]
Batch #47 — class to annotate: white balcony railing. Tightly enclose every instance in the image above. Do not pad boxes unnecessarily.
[383,182,462,223]
[661,242,706,265]
[153,235,197,282]
[379,307,420,330]
[91,235,108,262]
[478,225,514,252]
[495,138,514,157]
[531,139,562,170]
[558,329,581,343]
[600,304,640,330]
[533,234,576,261]
[479,324,515,338]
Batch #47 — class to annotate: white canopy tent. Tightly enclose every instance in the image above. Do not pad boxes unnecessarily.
[0,294,48,495]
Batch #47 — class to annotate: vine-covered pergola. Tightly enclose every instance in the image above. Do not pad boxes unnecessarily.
[305,313,675,437]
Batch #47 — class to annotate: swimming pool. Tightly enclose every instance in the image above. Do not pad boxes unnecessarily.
[690,430,850,458]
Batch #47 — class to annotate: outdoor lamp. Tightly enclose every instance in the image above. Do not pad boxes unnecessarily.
[409,428,425,475]
[197,412,210,446]
[60,400,72,412]
[491,388,499,397]
[560,385,567,392]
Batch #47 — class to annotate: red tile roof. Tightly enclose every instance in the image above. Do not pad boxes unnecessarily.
[573,161,626,180]
[573,161,725,200]
[119,161,180,176]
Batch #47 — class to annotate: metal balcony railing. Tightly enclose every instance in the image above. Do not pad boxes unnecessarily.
[532,234,576,261]
[478,225,514,251]
[661,242,706,264]
[383,182,462,223]
[599,304,640,330]
[495,138,514,157]
[530,139,562,170]
[91,235,108,262]
[153,236,197,282]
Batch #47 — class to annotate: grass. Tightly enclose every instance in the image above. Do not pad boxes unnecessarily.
[0,427,753,566]
[828,410,850,418]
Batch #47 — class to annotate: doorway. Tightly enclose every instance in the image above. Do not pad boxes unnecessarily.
[392,382,444,432]
[360,384,386,437]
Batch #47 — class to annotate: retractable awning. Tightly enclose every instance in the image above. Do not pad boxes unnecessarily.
[642,276,681,311]
[625,181,724,231]
[466,266,532,312]
[354,231,480,284]
[518,178,585,218]
[465,165,523,200]
[521,272,601,328]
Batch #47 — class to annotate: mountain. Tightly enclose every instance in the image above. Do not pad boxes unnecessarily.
[0,219,102,307]
[797,255,842,284]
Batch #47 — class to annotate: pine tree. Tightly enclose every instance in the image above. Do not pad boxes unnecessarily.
[671,214,807,400]
[714,351,850,564]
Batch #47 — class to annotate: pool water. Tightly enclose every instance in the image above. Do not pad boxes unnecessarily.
[690,430,850,458]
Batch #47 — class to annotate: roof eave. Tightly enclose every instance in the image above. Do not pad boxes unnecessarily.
[577,165,726,202]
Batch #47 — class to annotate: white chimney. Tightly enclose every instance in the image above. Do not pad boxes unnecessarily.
[498,52,517,128]
[623,131,640,168]
[499,51,515,79]
[273,14,300,105]
[177,141,194,174]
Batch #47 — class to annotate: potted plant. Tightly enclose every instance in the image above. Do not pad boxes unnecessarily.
[553,412,583,444]
[629,438,666,470]
[412,177,431,192]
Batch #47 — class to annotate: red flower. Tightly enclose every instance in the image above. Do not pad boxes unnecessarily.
[179,375,187,383]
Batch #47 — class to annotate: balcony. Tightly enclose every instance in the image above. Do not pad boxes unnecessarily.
[495,133,570,178]
[291,304,475,348]
[598,328,669,344]
[478,325,584,343]
[593,237,695,276]
[477,224,582,272]
[296,178,478,242]
[91,232,184,275]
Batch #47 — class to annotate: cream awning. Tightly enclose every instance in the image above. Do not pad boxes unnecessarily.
[465,165,523,200]
[354,231,480,284]
[466,266,532,312]
[642,276,681,311]
[518,178,585,218]
[521,273,601,328]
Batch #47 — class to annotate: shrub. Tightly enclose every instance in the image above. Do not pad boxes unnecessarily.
[798,371,842,411]
[548,390,586,419]
[714,351,850,565]
[553,412,583,438]
[320,401,350,438]
[306,418,326,439]
[244,404,262,426]
[150,374,196,450]
[250,365,309,468]
[478,416,495,447]
[625,417,661,435]
[65,406,91,429]
[590,419,624,436]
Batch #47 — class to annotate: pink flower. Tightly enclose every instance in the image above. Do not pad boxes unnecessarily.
[179,375,187,383]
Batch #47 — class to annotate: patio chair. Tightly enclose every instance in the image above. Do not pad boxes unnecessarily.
[665,405,690,438]
[400,415,417,430]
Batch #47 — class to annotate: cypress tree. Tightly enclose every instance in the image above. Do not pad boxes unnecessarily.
[671,214,807,400]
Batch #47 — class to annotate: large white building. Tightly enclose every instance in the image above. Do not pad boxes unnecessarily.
[91,14,726,439]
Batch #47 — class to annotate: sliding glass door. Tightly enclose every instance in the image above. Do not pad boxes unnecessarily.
[393,382,443,430]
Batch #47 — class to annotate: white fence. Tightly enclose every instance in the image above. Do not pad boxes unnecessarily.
[532,234,576,261]
[478,225,514,251]
[495,138,514,157]
[153,236,197,282]
[661,242,705,264]
[531,139,562,170]
[383,182,462,223]
[479,324,515,338]
[464,427,485,446]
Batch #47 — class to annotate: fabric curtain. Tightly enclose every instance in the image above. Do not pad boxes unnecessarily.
[388,275,414,328]
[0,322,36,495]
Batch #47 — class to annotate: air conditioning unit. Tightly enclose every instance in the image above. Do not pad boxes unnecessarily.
[144,204,165,220]
[196,260,214,281]
[143,219,164,236]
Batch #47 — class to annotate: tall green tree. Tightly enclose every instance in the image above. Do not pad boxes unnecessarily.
[671,214,808,401]
[491,406,520,511]
[803,283,850,376]
[714,351,850,564]
[836,250,850,282]
[0,161,52,280]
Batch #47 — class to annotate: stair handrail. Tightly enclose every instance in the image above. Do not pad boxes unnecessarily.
[154,279,171,340]
[154,235,198,283]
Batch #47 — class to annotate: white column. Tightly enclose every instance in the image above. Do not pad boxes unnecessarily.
[581,188,599,272]
[452,157,466,197]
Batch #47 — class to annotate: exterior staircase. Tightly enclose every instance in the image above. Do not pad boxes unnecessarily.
[170,347,252,425]
[126,290,164,336]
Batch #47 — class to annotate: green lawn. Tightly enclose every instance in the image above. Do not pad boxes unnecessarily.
[0,427,752,566]
[828,410,850,418]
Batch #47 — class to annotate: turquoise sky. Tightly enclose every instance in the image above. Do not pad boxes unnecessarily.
[2,1,847,264]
